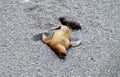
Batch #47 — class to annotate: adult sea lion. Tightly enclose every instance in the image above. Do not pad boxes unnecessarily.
[42,25,81,59]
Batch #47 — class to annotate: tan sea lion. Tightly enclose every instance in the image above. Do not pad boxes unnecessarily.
[42,25,81,59]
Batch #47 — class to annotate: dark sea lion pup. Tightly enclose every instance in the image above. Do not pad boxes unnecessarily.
[59,17,82,30]
[42,25,81,59]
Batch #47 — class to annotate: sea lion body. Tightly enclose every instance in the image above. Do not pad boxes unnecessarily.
[42,25,81,58]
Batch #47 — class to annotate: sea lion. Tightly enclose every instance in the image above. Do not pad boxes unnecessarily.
[42,25,81,59]
[59,17,82,30]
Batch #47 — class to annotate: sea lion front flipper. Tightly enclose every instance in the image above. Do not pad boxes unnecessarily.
[69,40,81,47]
[42,33,51,44]
[75,40,82,46]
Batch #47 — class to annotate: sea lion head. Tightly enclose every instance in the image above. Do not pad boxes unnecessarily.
[59,17,66,22]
